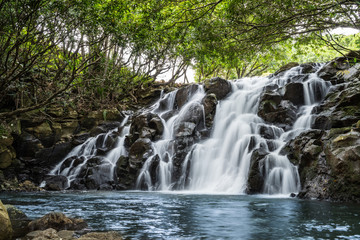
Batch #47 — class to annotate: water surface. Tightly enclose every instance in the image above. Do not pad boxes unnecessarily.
[1,191,360,239]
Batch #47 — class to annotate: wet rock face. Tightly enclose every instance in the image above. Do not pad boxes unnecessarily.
[312,79,360,130]
[258,91,297,127]
[283,82,304,105]
[204,77,232,100]
[175,84,200,109]
[247,149,268,194]
[283,126,360,202]
[129,113,164,142]
[44,175,69,191]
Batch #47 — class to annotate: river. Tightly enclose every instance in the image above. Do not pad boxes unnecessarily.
[2,191,360,239]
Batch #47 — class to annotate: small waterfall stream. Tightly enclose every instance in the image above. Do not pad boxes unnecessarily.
[136,87,206,190]
[45,116,130,188]
[46,64,332,195]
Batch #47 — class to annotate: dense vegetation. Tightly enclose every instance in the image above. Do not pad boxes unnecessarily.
[0,0,359,118]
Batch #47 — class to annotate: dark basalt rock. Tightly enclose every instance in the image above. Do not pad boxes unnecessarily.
[130,113,164,143]
[318,57,351,84]
[247,148,268,194]
[283,82,304,106]
[129,138,153,170]
[175,84,200,109]
[273,62,299,76]
[201,93,217,128]
[44,175,68,191]
[300,63,317,74]
[204,77,232,100]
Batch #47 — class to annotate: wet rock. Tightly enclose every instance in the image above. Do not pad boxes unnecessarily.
[130,113,163,143]
[273,62,299,76]
[283,82,304,106]
[25,121,55,148]
[115,156,135,189]
[44,175,69,191]
[5,204,30,238]
[175,122,196,137]
[300,63,317,74]
[174,103,204,132]
[175,84,200,109]
[258,94,297,127]
[318,57,351,83]
[201,93,218,128]
[129,138,153,170]
[90,125,107,137]
[0,200,13,240]
[28,212,87,231]
[204,77,232,100]
[72,133,90,146]
[247,149,268,194]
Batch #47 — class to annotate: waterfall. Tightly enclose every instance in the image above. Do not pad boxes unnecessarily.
[44,63,332,195]
[46,116,130,189]
[136,87,206,190]
[181,65,331,194]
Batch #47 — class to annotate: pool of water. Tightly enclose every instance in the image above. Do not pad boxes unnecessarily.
[1,191,360,239]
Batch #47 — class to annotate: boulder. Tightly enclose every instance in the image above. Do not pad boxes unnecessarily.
[318,57,352,83]
[258,95,297,127]
[204,77,232,100]
[129,138,153,170]
[201,93,217,128]
[175,122,196,137]
[28,212,87,231]
[0,144,16,169]
[283,82,304,106]
[273,62,299,76]
[300,63,317,74]
[130,113,163,142]
[44,175,69,191]
[5,204,30,238]
[247,149,268,194]
[0,200,13,240]
[175,84,200,109]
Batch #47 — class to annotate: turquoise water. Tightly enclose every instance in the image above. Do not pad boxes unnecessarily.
[1,191,360,239]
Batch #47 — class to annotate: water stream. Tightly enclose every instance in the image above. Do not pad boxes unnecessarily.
[47,64,332,195]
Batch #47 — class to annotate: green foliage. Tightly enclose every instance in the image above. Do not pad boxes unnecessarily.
[0,0,359,118]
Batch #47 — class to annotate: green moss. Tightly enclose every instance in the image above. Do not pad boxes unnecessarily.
[341,106,360,116]
[328,127,352,138]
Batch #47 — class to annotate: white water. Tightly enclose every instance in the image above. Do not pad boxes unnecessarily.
[45,116,130,188]
[45,64,332,194]
[136,87,206,190]
[181,66,331,194]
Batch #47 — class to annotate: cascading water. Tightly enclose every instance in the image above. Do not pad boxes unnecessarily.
[136,87,206,190]
[44,64,332,195]
[46,116,130,189]
[180,65,331,194]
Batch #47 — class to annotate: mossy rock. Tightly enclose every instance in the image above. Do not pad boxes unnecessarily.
[0,200,13,240]
[0,145,16,169]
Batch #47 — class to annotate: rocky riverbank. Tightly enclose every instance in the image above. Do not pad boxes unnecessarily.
[1,52,360,202]
[0,200,123,240]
